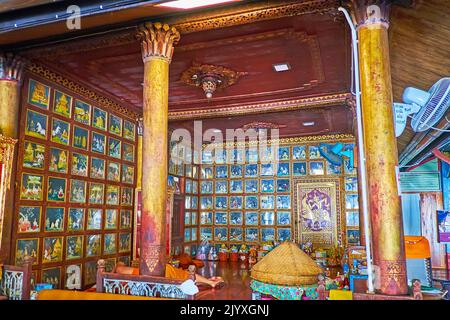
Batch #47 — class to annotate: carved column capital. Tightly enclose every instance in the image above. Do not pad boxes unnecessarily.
[136,22,180,63]
[349,0,391,29]
[0,53,26,82]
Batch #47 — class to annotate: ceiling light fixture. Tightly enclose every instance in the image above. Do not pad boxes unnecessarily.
[273,63,291,72]
[158,0,237,9]
[302,121,315,127]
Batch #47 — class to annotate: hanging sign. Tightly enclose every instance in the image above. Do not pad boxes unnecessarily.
[393,103,420,137]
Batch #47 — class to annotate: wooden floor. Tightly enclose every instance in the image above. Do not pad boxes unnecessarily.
[196,261,253,300]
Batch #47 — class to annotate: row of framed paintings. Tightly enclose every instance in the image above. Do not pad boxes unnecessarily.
[20,173,134,205]
[25,109,136,161]
[18,206,132,233]
[27,79,136,141]
[187,211,292,227]
[194,227,291,243]
[15,232,132,266]
[196,195,293,210]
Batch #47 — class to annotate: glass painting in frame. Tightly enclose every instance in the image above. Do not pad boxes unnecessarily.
[20,173,44,201]
[278,147,290,161]
[86,234,101,257]
[230,165,243,178]
[191,196,198,210]
[202,150,213,164]
[245,164,258,177]
[121,187,133,206]
[42,267,61,289]
[185,165,193,178]
[215,165,228,179]
[261,228,275,242]
[191,212,197,225]
[121,164,135,184]
[277,228,291,241]
[108,137,122,159]
[50,118,70,146]
[230,196,243,209]
[309,145,322,159]
[120,210,132,229]
[23,141,45,170]
[260,146,274,163]
[68,208,84,231]
[201,166,213,179]
[215,149,226,164]
[184,228,191,242]
[69,179,86,203]
[123,143,135,162]
[261,179,274,193]
[117,256,130,266]
[245,212,258,225]
[89,183,104,205]
[346,211,360,227]
[25,109,47,140]
[107,161,121,182]
[73,99,91,125]
[200,212,213,225]
[191,227,198,242]
[53,90,72,118]
[277,179,290,193]
[277,195,291,209]
[43,236,63,263]
[261,163,274,176]
[230,180,243,193]
[215,196,227,209]
[104,233,117,255]
[18,206,41,233]
[347,230,360,244]
[245,180,258,193]
[326,162,342,175]
[73,126,89,150]
[15,238,39,265]
[185,197,191,210]
[260,211,275,226]
[292,146,306,160]
[28,79,50,109]
[71,152,88,177]
[260,195,274,209]
[84,261,97,285]
[344,158,356,175]
[123,119,136,141]
[214,227,228,242]
[192,181,198,194]
[230,228,243,241]
[93,107,107,131]
[119,233,131,253]
[91,131,106,154]
[277,163,289,176]
[345,194,359,210]
[245,196,258,209]
[309,161,324,175]
[200,227,212,241]
[200,196,213,210]
[106,185,120,205]
[47,177,67,202]
[87,208,102,230]
[230,212,243,225]
[215,212,228,225]
[185,179,192,194]
[90,157,105,179]
[293,162,307,176]
[66,236,83,260]
[49,147,68,173]
[245,228,258,242]
[109,114,123,136]
[44,207,64,232]
[247,148,258,163]
[345,177,358,192]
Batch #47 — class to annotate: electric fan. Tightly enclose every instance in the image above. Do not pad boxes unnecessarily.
[319,142,354,169]
[394,77,450,137]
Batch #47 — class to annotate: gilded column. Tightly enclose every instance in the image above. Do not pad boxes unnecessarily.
[136,22,180,276]
[132,118,143,261]
[353,1,408,295]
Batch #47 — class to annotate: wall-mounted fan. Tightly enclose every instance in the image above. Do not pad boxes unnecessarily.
[394,77,450,137]
[319,142,354,170]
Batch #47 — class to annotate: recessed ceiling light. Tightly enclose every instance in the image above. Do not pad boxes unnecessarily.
[302,121,315,127]
[273,63,291,72]
[158,0,237,9]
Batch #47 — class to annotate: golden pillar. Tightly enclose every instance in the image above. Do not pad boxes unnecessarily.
[0,53,25,263]
[353,1,408,295]
[136,22,180,276]
[132,118,143,261]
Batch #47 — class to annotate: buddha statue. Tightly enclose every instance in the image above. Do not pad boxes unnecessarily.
[31,82,48,105]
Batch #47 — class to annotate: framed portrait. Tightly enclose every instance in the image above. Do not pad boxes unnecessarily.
[347,230,360,244]
[245,180,258,193]
[261,228,275,242]
[260,211,275,226]
[230,165,243,178]
[345,177,358,192]
[50,118,70,146]
[73,99,91,125]
[215,149,226,164]
[71,152,88,177]
[260,195,274,209]
[105,209,119,230]
[185,165,193,178]
[84,261,97,285]
[231,148,245,163]
[201,150,213,164]
[245,196,258,209]
[18,206,41,233]
[15,238,39,265]
[277,211,291,226]
[185,179,192,194]
[261,163,274,176]
[25,109,48,140]
[292,146,306,160]
[277,228,292,241]
[104,233,117,255]
[215,181,227,194]
[191,212,198,225]
[437,210,450,242]
[108,137,122,159]
[43,236,63,263]
[230,196,243,209]
[184,228,191,242]
[119,232,131,253]
[91,131,106,154]
[215,212,228,225]
[230,212,243,225]
[293,162,307,176]
[200,196,213,210]
[200,212,213,225]
[309,161,324,175]
[309,145,322,159]
[245,228,259,242]
[89,182,104,205]
[215,165,228,179]
[201,166,213,179]
[123,119,136,141]
[20,173,44,201]
[121,187,133,206]
[49,147,68,173]
[344,159,356,175]
[107,161,121,182]
[326,162,342,175]
[278,147,290,161]
[47,177,67,202]
[106,185,120,205]
[87,208,102,230]
[69,179,87,203]
[118,255,131,266]
[23,141,45,170]
[120,210,132,229]
[192,165,199,179]
[93,107,107,131]
[121,164,135,184]
[68,208,84,231]
[90,157,105,179]
[44,207,65,232]
[230,228,243,242]
[191,196,198,210]
[28,79,50,109]
[185,196,191,210]
[230,180,243,193]
[277,179,290,193]
[277,163,290,176]
[66,235,83,260]
[215,196,228,209]
[73,126,89,150]
[277,195,291,209]
[65,264,82,290]
[109,114,123,136]
[123,143,135,162]
[42,267,61,289]
[244,212,258,226]
[53,90,72,118]
[191,227,198,242]
[346,211,360,227]
[345,194,359,210]
[247,148,258,163]
[192,181,198,194]
[214,227,228,242]
[245,164,258,177]
[86,234,102,257]
[200,227,212,241]
[104,258,117,272]
[261,179,274,193]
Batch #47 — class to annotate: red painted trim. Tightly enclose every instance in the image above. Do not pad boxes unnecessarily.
[433,148,450,165]
[405,156,436,172]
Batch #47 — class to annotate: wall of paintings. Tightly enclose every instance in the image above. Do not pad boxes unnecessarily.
[13,74,137,289]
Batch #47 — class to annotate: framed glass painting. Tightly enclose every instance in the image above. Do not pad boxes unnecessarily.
[91,132,106,154]
[192,181,198,194]
[191,196,198,210]
[202,150,213,164]
[119,233,131,253]
[185,179,192,193]
[25,109,48,140]
[214,227,228,241]
[117,256,131,266]
[309,145,322,159]
[93,107,107,131]
[185,165,193,178]
[277,211,291,226]
[261,228,275,242]
[309,161,324,175]
[344,159,356,175]
[90,157,105,179]
[245,164,258,177]
[277,163,290,176]
[260,146,274,163]
[108,137,122,159]
[87,208,102,230]
[277,195,291,209]
[261,179,274,193]
[66,236,83,260]
[245,228,259,242]
[230,165,243,178]
[346,194,359,209]
[109,114,123,136]
[121,164,135,184]
[104,233,117,255]
[84,261,97,285]
[200,212,212,225]
[49,147,68,173]
[191,228,198,242]
[176,161,184,176]
[20,173,44,201]
[106,185,120,205]
[53,90,72,118]
[292,146,306,160]
[278,147,290,161]
[89,183,104,205]
[244,212,258,226]
[230,228,243,241]
[260,195,274,209]
[230,180,243,193]
[347,230,360,245]
[277,228,292,241]
[277,179,290,193]
[120,210,132,229]
[28,79,50,109]
[345,177,358,192]
[86,234,102,257]
[50,118,70,146]
[123,143,135,162]
[185,196,191,210]
[230,212,243,225]
[43,237,63,263]
[184,228,191,242]
[293,162,307,176]
[261,163,274,176]
[191,165,197,178]
[44,207,65,232]
[247,148,258,163]
[107,161,121,182]
[215,149,226,164]
[42,267,61,289]
[18,206,41,233]
[260,211,275,226]
[215,196,227,209]
[215,212,228,225]
[121,187,133,206]
[245,180,258,193]
[123,120,136,141]
[327,162,342,175]
[232,148,244,163]
[68,208,84,231]
[23,141,45,170]
[346,211,360,227]
[230,196,243,209]
[73,99,91,125]
[69,179,86,203]
[15,238,39,265]
[215,165,228,179]
[245,196,258,209]
[201,166,213,179]
[200,227,212,241]
[200,196,213,210]
[104,258,116,273]
[191,212,197,225]
[71,152,88,177]
[73,126,89,150]
[47,177,67,202]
